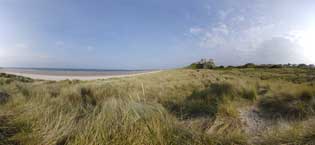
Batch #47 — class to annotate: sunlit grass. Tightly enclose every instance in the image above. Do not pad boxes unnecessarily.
[1,68,315,144]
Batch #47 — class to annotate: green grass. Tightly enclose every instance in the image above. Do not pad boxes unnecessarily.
[0,68,315,144]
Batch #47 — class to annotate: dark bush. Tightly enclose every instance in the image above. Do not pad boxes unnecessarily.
[242,63,256,68]
[187,59,216,69]
[0,91,10,104]
[270,64,283,68]
[298,64,308,68]
[80,87,97,107]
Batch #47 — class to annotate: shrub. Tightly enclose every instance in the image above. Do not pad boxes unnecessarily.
[187,59,216,69]
[270,64,283,68]
[298,64,308,68]
[0,91,10,104]
[218,65,225,69]
[242,63,256,68]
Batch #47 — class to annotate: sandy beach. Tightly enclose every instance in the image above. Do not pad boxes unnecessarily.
[0,68,160,81]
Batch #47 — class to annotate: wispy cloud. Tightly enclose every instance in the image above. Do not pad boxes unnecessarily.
[188,1,311,65]
[189,27,203,34]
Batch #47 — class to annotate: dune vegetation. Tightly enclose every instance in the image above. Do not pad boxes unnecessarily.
[1,67,315,145]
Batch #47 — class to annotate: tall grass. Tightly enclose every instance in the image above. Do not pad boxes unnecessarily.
[259,87,315,120]
[259,119,315,145]
[16,97,203,145]
[163,81,257,119]
[1,68,315,144]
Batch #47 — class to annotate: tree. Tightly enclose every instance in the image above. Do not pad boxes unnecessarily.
[188,59,216,69]
[242,63,256,68]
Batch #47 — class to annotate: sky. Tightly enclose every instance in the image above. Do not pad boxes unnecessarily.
[0,0,315,69]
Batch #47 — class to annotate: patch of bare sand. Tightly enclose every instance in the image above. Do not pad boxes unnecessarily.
[0,71,161,81]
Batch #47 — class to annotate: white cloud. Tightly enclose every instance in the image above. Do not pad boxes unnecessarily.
[200,33,226,48]
[212,23,229,35]
[187,2,310,65]
[253,37,305,64]
[218,9,233,20]
[189,23,231,49]
[189,27,203,34]
[232,15,245,23]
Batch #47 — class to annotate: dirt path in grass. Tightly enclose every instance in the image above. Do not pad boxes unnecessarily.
[239,106,270,135]
[239,106,265,143]
[239,106,292,143]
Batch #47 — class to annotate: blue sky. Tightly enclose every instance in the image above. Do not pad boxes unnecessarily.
[1,0,315,69]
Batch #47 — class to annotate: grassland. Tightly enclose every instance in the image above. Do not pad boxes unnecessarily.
[1,68,315,145]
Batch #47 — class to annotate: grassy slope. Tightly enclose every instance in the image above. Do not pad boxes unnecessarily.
[0,68,315,145]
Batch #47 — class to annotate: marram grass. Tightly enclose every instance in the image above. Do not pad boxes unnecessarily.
[1,68,315,145]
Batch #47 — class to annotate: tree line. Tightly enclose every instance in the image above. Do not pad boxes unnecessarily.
[187,59,315,69]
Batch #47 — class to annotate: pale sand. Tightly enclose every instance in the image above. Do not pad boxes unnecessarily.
[0,69,161,81]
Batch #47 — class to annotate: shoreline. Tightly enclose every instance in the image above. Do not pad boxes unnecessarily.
[0,69,161,81]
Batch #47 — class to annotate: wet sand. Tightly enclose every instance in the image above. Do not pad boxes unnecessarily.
[0,68,160,81]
